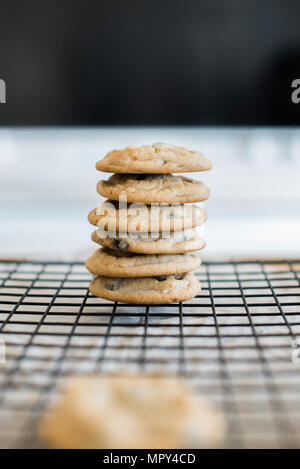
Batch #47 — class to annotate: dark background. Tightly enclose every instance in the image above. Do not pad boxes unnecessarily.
[1,0,300,125]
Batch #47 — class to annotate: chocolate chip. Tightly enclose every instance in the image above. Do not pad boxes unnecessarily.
[112,239,119,249]
[119,240,129,251]
[174,274,184,280]
[106,281,119,291]
[154,275,168,282]
[113,239,129,252]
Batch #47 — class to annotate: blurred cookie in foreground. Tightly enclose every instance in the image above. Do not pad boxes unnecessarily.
[39,374,225,449]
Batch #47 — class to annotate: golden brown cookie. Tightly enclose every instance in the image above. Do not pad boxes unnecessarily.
[89,273,201,304]
[39,374,225,449]
[97,174,210,204]
[96,143,212,174]
[88,200,207,233]
[91,229,206,254]
[85,248,200,277]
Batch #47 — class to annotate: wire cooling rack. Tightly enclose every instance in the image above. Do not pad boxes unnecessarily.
[0,259,300,449]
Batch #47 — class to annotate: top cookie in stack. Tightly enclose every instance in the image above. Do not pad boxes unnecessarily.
[96,142,212,174]
[86,143,212,305]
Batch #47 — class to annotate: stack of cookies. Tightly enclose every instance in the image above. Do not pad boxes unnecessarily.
[86,143,212,304]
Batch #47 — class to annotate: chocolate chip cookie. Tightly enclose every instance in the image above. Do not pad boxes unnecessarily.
[89,272,201,304]
[96,143,212,174]
[85,248,200,277]
[39,374,224,448]
[97,174,210,204]
[91,229,206,254]
[88,200,207,233]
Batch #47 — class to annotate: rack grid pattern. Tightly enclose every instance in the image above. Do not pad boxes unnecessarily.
[0,259,300,448]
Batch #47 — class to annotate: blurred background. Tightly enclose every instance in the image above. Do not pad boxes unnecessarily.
[1,0,300,126]
[0,0,300,260]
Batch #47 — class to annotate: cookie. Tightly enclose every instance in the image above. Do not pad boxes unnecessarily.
[97,174,210,204]
[39,374,225,449]
[96,143,212,174]
[85,248,200,277]
[89,272,201,304]
[88,200,207,233]
[91,229,206,254]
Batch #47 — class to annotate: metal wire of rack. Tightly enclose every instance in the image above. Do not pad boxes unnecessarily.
[0,259,300,449]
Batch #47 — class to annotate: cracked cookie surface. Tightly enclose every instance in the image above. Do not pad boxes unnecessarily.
[85,248,200,277]
[96,143,212,174]
[91,229,205,254]
[97,174,210,204]
[89,272,201,304]
[88,200,207,233]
